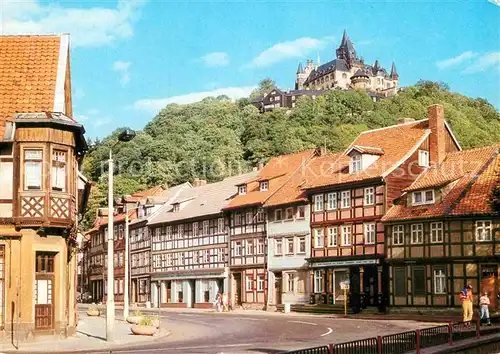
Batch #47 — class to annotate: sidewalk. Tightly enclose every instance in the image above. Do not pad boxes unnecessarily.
[0,313,170,353]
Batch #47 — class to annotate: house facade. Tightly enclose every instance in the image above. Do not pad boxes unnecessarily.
[0,35,89,339]
[382,144,499,311]
[304,105,461,312]
[149,174,256,308]
[253,88,328,112]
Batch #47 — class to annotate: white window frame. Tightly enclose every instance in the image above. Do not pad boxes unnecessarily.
[314,228,324,248]
[246,240,254,255]
[238,185,247,195]
[476,221,492,241]
[256,210,265,223]
[217,218,224,234]
[298,237,306,254]
[411,224,424,244]
[341,225,352,246]
[234,241,242,256]
[314,270,324,293]
[327,192,337,210]
[285,207,294,221]
[257,239,264,254]
[274,209,283,222]
[433,269,446,294]
[314,194,324,212]
[260,181,268,191]
[351,154,362,173]
[364,223,376,245]
[275,239,283,255]
[51,150,67,192]
[286,238,294,254]
[412,190,435,205]
[286,273,295,292]
[297,205,305,219]
[418,150,429,167]
[341,191,351,209]
[327,227,338,247]
[24,149,43,190]
[364,187,374,206]
[430,222,444,243]
[257,276,265,292]
[246,212,253,225]
[246,276,253,291]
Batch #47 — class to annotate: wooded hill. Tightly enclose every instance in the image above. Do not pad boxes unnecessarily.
[81,80,500,229]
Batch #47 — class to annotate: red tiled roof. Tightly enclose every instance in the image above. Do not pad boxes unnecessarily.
[0,35,61,140]
[264,152,343,207]
[348,145,385,155]
[382,145,499,221]
[224,149,316,210]
[305,120,430,189]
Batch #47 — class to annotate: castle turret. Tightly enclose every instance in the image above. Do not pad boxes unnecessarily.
[336,30,358,69]
[350,69,370,90]
[390,62,399,79]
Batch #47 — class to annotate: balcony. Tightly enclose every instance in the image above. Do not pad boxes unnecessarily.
[16,190,76,228]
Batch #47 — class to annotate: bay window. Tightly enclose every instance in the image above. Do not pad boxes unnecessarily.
[24,149,43,190]
[51,150,67,192]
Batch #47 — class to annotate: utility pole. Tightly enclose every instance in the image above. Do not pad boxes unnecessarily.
[123,204,130,320]
[106,149,115,342]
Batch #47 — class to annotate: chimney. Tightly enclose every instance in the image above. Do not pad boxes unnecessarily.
[428,104,446,165]
[192,178,207,187]
[397,118,415,125]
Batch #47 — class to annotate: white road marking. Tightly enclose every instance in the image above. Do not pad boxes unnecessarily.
[235,317,268,321]
[321,327,333,336]
[288,320,317,326]
[178,313,197,317]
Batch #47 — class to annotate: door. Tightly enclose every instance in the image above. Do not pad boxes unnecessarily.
[234,273,242,305]
[274,275,282,305]
[481,265,498,309]
[35,252,55,331]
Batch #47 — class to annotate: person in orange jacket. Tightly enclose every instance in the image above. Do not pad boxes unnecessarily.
[459,284,473,325]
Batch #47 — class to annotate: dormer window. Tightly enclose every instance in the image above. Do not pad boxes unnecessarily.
[238,185,247,195]
[418,150,429,167]
[412,189,435,205]
[173,203,180,212]
[260,181,268,192]
[351,155,362,173]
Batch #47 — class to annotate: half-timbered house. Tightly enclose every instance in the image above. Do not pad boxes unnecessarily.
[303,104,461,312]
[224,151,314,309]
[0,35,89,339]
[127,183,190,306]
[149,174,256,308]
[382,144,499,312]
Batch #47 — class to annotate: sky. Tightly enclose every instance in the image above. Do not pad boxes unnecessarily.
[2,0,499,139]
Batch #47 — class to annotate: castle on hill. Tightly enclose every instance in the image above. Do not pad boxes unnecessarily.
[295,30,399,98]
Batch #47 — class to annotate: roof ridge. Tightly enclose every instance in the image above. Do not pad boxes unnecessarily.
[359,118,428,135]
[263,150,318,205]
[445,149,499,215]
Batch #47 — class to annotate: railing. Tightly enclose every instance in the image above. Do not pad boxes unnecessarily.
[381,330,416,354]
[281,319,499,354]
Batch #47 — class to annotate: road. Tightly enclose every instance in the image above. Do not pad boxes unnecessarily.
[76,310,438,354]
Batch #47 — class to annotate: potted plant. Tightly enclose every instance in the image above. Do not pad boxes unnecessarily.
[126,310,143,324]
[131,316,158,336]
[86,305,100,317]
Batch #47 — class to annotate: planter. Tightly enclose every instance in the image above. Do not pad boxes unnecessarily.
[86,310,100,316]
[126,315,142,324]
[131,324,157,336]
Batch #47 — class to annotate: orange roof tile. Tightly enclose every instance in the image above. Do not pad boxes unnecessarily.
[264,152,343,207]
[224,149,316,210]
[0,35,62,140]
[305,120,430,189]
[382,145,499,221]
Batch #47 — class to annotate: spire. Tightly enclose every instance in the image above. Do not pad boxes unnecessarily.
[297,62,303,74]
[336,29,358,63]
[340,29,348,46]
[390,62,399,78]
[316,52,321,67]
[373,59,380,73]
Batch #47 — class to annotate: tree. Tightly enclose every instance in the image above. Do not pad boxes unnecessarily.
[250,78,276,99]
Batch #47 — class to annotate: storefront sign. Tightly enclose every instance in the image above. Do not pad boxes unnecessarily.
[311,259,380,268]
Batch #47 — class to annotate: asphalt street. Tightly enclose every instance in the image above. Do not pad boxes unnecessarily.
[72,310,438,354]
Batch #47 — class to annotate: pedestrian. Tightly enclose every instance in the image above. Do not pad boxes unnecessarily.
[222,292,229,312]
[459,284,473,326]
[215,291,223,312]
[479,292,491,326]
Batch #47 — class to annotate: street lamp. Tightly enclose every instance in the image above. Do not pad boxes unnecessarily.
[106,128,136,342]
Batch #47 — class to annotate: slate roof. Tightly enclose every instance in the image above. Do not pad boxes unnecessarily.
[382,145,500,221]
[0,35,64,140]
[303,59,349,85]
[149,172,258,225]
[304,119,433,189]
[224,150,317,210]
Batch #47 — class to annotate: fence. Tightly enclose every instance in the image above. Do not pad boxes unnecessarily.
[282,319,499,354]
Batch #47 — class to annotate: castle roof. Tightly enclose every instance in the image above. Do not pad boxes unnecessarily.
[390,62,399,78]
[351,69,369,79]
[297,62,304,74]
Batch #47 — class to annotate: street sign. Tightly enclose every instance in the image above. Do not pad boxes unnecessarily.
[340,281,350,290]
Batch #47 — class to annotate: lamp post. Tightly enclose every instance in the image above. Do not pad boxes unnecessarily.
[106,128,135,342]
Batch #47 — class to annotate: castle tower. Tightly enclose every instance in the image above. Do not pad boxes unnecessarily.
[336,30,358,69]
[390,62,399,79]
[295,62,305,89]
[350,69,370,90]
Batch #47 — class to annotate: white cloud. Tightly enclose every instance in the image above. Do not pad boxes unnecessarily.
[133,86,257,113]
[462,52,500,74]
[1,0,146,47]
[245,36,331,68]
[112,60,131,85]
[200,52,229,67]
[488,0,500,6]
[75,114,89,122]
[436,51,477,70]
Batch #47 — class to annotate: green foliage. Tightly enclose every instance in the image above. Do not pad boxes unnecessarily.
[139,315,155,326]
[81,81,500,229]
[249,78,276,99]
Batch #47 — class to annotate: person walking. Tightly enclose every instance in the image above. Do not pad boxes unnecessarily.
[459,284,474,325]
[222,292,229,312]
[479,292,491,326]
[215,291,223,312]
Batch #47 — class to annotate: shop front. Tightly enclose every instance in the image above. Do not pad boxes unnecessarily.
[308,257,387,312]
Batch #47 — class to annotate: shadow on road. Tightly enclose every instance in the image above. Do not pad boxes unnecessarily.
[76,330,105,341]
